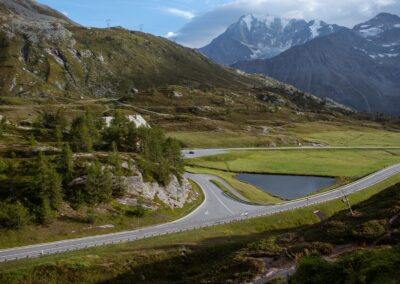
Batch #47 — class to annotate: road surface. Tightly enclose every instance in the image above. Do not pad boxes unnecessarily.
[0,163,399,262]
[182,146,400,158]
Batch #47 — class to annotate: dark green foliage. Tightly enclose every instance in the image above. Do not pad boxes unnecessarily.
[0,115,6,136]
[59,143,74,183]
[35,154,63,211]
[0,201,30,229]
[164,137,184,174]
[70,110,103,152]
[35,109,69,142]
[352,220,386,240]
[292,246,400,284]
[85,160,113,206]
[29,133,38,146]
[36,109,68,131]
[37,198,56,225]
[108,144,127,197]
[101,113,184,185]
[0,158,7,180]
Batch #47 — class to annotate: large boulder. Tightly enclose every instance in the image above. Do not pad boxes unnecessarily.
[125,172,193,208]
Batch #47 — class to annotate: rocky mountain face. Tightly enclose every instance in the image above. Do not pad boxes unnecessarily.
[0,0,354,117]
[199,15,343,65]
[233,13,400,115]
[0,0,259,99]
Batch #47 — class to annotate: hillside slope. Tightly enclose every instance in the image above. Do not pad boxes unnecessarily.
[0,0,261,99]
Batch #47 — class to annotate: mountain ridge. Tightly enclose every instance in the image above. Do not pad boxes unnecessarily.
[199,14,343,65]
[232,13,400,114]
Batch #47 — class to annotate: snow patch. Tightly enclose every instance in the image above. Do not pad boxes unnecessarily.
[242,15,254,31]
[309,20,323,38]
[358,26,383,37]
[394,24,400,28]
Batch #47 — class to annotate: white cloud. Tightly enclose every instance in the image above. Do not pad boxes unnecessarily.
[174,0,400,48]
[166,8,195,20]
[165,31,178,38]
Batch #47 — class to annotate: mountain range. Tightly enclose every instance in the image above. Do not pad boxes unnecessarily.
[199,15,343,65]
[232,13,400,115]
[0,0,352,118]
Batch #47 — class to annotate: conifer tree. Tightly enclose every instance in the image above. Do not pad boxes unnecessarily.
[60,143,74,183]
[85,160,113,205]
[36,154,63,211]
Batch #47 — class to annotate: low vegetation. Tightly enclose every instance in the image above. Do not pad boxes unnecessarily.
[0,108,188,247]
[0,174,398,284]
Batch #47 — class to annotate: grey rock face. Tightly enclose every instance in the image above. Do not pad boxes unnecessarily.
[200,15,343,65]
[233,13,400,115]
[126,172,194,209]
[0,0,77,42]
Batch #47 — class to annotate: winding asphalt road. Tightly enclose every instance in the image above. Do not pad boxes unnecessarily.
[182,146,400,158]
[0,150,399,262]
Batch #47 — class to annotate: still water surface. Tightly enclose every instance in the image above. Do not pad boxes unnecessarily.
[237,173,337,200]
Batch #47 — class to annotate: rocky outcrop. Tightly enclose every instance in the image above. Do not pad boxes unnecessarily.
[125,172,193,209]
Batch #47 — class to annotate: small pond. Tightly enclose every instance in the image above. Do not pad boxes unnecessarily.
[236,173,337,200]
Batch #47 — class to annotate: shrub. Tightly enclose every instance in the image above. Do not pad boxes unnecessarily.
[0,201,30,229]
[352,220,386,240]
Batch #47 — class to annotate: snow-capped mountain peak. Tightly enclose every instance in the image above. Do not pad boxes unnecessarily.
[200,14,344,65]
[354,12,400,38]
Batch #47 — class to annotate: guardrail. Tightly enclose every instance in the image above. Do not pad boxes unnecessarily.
[0,197,340,263]
[1,164,399,263]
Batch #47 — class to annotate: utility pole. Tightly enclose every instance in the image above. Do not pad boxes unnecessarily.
[106,19,111,28]
[341,190,354,216]
[139,24,143,32]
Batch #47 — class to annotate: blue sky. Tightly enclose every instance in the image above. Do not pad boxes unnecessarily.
[38,0,400,48]
[38,0,228,36]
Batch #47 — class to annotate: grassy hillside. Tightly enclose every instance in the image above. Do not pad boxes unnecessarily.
[0,175,399,283]
[187,149,400,178]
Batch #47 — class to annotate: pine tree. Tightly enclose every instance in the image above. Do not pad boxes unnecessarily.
[37,198,56,225]
[35,154,63,211]
[85,161,113,205]
[164,138,184,174]
[108,143,127,197]
[60,143,74,183]
[71,116,93,152]
[71,110,102,152]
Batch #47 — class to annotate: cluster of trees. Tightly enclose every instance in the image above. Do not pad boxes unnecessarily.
[0,108,184,229]
[0,145,130,229]
[34,109,183,185]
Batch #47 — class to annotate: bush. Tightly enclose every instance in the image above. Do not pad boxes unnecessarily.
[291,256,335,284]
[0,201,30,229]
[352,220,386,240]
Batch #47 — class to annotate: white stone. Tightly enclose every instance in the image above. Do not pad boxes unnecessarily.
[103,115,150,128]
[127,115,150,128]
